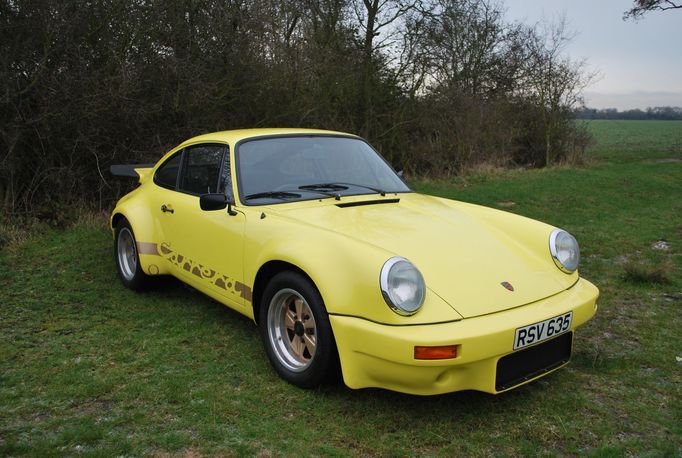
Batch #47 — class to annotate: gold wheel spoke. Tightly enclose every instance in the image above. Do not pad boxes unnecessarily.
[285,310,296,330]
[294,298,304,320]
[303,333,316,356]
[290,336,304,358]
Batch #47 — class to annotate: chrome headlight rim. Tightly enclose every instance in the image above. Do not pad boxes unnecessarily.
[549,228,580,274]
[380,256,426,316]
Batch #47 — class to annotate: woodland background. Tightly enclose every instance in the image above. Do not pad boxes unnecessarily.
[1,0,594,216]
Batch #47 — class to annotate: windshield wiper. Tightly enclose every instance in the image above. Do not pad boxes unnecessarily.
[294,185,342,200]
[299,183,348,191]
[244,191,302,201]
[301,182,386,197]
[245,189,341,201]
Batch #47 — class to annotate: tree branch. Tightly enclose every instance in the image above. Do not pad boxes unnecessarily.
[624,0,682,20]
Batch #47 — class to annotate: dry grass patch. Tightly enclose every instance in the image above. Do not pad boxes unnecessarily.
[623,259,673,284]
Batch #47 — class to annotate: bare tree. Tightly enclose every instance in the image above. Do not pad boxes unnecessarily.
[421,0,508,96]
[624,0,682,20]
[524,17,596,165]
[350,0,422,136]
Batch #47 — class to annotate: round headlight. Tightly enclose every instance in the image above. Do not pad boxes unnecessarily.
[380,257,425,315]
[549,229,580,273]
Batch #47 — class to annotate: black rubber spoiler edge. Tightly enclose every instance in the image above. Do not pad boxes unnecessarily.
[109,164,155,179]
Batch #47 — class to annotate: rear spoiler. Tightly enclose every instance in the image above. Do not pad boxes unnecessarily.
[110,163,155,183]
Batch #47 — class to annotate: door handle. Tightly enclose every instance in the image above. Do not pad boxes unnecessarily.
[161,204,174,214]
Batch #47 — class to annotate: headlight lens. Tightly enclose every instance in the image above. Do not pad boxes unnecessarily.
[549,229,580,273]
[380,257,425,315]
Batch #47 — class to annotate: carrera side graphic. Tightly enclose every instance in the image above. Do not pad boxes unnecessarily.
[135,240,253,301]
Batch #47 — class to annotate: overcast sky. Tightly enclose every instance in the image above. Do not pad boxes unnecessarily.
[504,0,682,110]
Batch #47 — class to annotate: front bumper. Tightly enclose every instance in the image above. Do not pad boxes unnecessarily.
[329,278,598,395]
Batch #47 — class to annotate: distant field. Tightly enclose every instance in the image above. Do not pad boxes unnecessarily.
[584,119,682,162]
[1,120,681,456]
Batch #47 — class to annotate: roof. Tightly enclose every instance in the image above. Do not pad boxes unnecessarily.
[178,128,357,147]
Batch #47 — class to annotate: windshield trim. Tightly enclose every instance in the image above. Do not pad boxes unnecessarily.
[234,133,412,207]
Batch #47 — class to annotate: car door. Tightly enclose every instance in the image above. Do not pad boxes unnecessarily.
[152,143,248,311]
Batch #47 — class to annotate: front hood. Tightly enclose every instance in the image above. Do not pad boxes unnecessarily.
[271,193,575,318]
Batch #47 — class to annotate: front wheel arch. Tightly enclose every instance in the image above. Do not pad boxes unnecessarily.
[252,260,316,325]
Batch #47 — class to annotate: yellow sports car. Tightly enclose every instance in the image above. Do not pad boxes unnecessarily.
[110,128,598,395]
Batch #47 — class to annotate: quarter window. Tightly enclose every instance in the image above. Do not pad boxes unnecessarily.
[154,152,182,189]
[179,144,226,195]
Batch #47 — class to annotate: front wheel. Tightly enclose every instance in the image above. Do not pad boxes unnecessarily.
[259,271,339,388]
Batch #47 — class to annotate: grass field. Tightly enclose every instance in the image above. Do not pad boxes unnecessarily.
[1,120,681,456]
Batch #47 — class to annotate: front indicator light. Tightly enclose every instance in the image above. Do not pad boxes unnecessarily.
[414,345,458,360]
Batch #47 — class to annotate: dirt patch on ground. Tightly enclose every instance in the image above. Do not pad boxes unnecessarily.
[73,398,113,416]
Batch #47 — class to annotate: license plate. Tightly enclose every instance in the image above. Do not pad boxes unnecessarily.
[513,312,573,350]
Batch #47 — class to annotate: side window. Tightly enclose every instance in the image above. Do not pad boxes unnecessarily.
[178,144,226,195]
[154,152,182,189]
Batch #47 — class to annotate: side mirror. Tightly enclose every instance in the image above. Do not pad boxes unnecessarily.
[200,193,228,211]
[397,170,404,178]
[200,193,238,216]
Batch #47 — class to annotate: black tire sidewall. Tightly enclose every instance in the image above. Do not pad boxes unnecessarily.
[259,271,338,388]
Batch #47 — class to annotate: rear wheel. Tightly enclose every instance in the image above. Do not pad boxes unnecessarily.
[259,271,338,388]
[114,219,149,290]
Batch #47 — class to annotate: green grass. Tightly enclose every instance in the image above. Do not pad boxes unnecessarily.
[1,120,681,456]
[583,119,682,162]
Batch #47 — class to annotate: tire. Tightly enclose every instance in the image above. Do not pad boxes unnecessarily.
[259,271,339,388]
[114,218,149,291]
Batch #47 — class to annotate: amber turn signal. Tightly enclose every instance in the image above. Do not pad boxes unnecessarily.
[414,345,458,360]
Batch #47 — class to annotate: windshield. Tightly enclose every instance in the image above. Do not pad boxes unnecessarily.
[236,136,410,205]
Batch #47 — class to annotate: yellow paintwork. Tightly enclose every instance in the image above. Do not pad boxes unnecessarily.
[331,278,597,395]
[110,128,599,395]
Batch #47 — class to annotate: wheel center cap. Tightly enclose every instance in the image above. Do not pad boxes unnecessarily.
[294,321,305,337]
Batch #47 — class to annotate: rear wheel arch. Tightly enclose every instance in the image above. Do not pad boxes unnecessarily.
[111,212,126,231]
